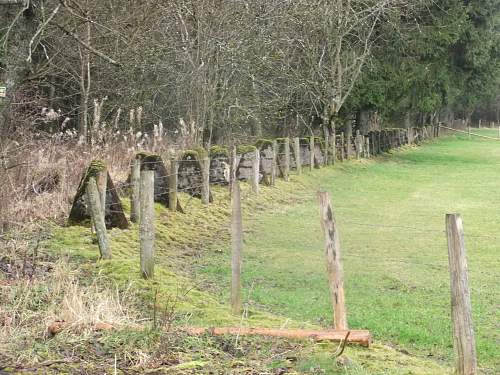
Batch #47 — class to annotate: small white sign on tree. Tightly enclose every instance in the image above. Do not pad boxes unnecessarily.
[0,86,6,98]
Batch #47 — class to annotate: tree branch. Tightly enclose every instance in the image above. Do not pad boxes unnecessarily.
[56,24,122,67]
[26,4,61,63]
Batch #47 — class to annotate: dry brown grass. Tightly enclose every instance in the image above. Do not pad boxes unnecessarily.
[0,128,179,234]
[0,258,140,365]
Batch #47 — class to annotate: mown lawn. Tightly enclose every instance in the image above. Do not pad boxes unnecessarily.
[199,131,500,372]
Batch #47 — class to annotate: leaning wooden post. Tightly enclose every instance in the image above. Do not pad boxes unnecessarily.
[309,136,314,170]
[201,156,211,204]
[318,191,348,330]
[283,138,290,181]
[168,157,178,211]
[86,177,111,259]
[140,169,155,279]
[230,177,243,315]
[293,137,302,175]
[251,149,260,194]
[445,214,477,375]
[271,140,277,186]
[130,158,141,222]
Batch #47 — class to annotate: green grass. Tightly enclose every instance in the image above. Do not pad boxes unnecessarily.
[28,131,498,373]
[199,131,500,373]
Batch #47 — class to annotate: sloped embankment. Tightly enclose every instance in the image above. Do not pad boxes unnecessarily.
[2,156,450,374]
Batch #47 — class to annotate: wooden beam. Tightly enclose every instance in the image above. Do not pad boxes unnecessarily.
[186,327,371,347]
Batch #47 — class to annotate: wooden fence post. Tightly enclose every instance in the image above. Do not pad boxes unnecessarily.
[130,158,141,222]
[201,156,211,204]
[365,137,370,158]
[251,149,260,194]
[86,177,111,259]
[318,191,348,330]
[140,169,155,279]
[271,140,277,186]
[293,137,302,175]
[283,138,290,181]
[168,157,178,211]
[309,136,314,170]
[231,178,243,315]
[445,214,477,375]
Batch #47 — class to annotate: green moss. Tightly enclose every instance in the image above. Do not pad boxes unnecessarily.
[209,145,228,157]
[236,144,257,154]
[255,139,273,149]
[182,147,207,160]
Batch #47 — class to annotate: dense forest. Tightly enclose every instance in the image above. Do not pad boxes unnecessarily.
[1,0,499,142]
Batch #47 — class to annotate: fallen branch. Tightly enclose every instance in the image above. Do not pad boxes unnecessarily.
[46,322,371,347]
[185,327,371,347]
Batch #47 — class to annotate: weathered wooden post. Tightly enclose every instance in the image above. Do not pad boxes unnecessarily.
[251,149,260,194]
[445,214,477,375]
[168,157,178,211]
[365,137,370,158]
[293,137,302,175]
[318,191,348,330]
[130,158,141,222]
[478,119,482,129]
[231,176,243,315]
[86,177,111,259]
[201,156,211,204]
[309,136,314,170]
[96,167,107,221]
[271,140,277,186]
[283,138,290,181]
[468,125,471,139]
[140,169,155,279]
[355,130,361,160]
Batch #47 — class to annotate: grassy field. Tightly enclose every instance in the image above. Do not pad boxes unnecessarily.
[4,131,498,374]
[199,131,500,373]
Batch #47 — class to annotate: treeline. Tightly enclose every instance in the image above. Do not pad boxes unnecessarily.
[0,0,499,143]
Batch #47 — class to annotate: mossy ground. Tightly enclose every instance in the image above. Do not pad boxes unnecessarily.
[6,134,492,373]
